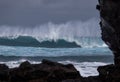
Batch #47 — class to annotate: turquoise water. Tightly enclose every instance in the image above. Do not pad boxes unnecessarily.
[0,19,113,77]
[0,37,113,77]
[0,46,112,57]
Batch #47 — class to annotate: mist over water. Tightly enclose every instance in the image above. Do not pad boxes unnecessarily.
[0,18,100,38]
[0,18,104,47]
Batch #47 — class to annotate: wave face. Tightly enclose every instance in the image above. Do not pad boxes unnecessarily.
[0,36,80,48]
[0,36,107,48]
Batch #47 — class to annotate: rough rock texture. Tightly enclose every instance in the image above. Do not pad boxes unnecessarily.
[96,0,120,82]
[0,59,82,82]
[97,0,120,65]
[98,64,120,82]
[0,60,102,82]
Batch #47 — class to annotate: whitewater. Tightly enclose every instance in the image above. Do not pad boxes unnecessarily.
[0,18,113,77]
[0,18,100,39]
[0,18,106,48]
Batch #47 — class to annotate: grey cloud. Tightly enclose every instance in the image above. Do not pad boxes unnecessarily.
[0,0,98,26]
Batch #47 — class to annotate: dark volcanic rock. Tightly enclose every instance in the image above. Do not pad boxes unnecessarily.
[97,0,120,65]
[19,61,31,68]
[0,64,9,70]
[98,64,120,82]
[0,59,82,82]
[97,0,120,82]
[0,60,103,82]
[0,64,9,81]
[82,77,102,82]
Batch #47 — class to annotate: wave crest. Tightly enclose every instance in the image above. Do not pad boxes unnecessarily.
[0,18,107,48]
[0,18,100,38]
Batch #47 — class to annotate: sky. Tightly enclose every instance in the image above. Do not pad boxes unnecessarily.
[0,0,99,26]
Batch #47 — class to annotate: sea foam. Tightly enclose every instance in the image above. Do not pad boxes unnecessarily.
[0,59,108,77]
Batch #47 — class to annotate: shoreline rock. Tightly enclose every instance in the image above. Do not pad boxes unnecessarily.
[0,59,83,82]
[0,59,103,82]
[96,0,120,82]
[1,59,119,82]
[97,0,120,65]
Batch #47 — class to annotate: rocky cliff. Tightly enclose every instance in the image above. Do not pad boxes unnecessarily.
[96,0,120,82]
[97,0,120,65]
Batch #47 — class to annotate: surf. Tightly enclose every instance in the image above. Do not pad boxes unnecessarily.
[0,18,107,48]
[0,36,81,48]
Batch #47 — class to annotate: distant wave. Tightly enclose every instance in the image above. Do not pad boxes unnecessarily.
[0,36,81,48]
[0,35,107,48]
[0,18,106,48]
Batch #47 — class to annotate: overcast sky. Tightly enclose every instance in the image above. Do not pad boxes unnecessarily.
[0,0,99,26]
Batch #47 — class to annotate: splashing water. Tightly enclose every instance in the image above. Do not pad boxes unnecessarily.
[0,18,100,39]
[0,18,106,48]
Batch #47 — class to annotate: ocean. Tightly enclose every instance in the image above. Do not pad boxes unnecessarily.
[0,19,113,77]
[0,36,113,77]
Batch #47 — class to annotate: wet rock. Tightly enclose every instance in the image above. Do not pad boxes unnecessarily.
[98,64,120,82]
[62,79,82,82]
[19,61,31,68]
[0,64,9,81]
[8,59,82,82]
[0,59,105,82]
[97,0,120,65]
[83,76,102,82]
[0,64,9,70]
[97,0,120,81]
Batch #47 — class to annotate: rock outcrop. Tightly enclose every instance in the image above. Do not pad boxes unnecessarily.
[96,0,120,82]
[97,64,120,82]
[97,0,120,65]
[0,59,102,82]
[0,59,82,82]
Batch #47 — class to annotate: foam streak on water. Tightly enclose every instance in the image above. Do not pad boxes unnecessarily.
[59,61,108,77]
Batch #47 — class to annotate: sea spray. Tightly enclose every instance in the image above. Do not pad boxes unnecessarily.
[0,18,106,48]
[0,18,100,38]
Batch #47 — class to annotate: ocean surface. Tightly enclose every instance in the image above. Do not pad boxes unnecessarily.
[0,36,113,77]
[0,19,113,77]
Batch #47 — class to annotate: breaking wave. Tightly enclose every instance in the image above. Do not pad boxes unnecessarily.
[0,18,107,48]
[0,36,107,48]
[0,36,81,48]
